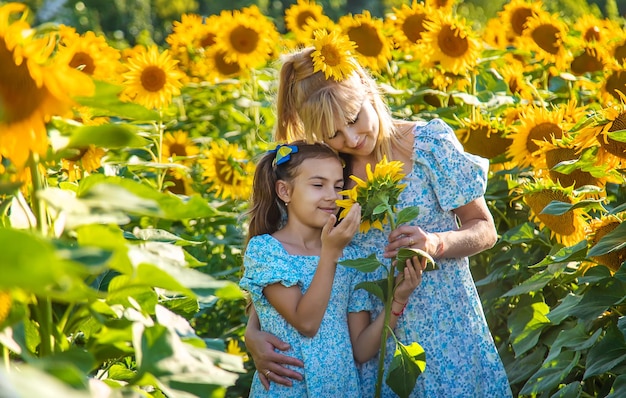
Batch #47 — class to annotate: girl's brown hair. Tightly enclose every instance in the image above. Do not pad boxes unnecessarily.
[274,47,403,162]
[245,141,343,243]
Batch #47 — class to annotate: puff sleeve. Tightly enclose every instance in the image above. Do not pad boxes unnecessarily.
[413,119,489,212]
[239,235,300,304]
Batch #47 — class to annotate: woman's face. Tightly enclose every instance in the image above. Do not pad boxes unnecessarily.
[325,99,379,158]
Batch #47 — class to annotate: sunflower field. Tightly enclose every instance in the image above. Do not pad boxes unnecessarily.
[1,0,626,396]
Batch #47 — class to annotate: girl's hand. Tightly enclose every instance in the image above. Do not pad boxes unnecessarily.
[322,203,361,253]
[394,255,425,303]
[245,329,304,389]
[383,225,440,259]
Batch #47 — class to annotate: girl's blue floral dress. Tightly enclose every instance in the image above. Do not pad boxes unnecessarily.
[353,119,513,397]
[240,234,370,397]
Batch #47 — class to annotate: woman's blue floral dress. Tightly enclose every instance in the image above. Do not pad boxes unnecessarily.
[353,119,512,397]
[240,234,371,397]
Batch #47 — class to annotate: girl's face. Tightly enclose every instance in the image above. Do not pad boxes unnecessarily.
[326,99,379,159]
[280,157,344,230]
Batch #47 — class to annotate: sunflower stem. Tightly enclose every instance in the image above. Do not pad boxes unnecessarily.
[374,209,398,398]
[156,112,166,192]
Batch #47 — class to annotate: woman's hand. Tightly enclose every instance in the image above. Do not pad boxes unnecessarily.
[383,225,440,259]
[245,310,304,389]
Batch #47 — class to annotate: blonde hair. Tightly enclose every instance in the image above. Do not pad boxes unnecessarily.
[275,47,400,162]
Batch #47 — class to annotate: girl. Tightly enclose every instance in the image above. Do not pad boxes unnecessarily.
[246,46,513,398]
[240,142,422,397]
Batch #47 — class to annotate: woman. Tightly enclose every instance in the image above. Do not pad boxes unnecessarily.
[245,44,512,397]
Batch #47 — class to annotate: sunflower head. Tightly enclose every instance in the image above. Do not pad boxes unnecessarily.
[162,130,199,163]
[285,0,328,36]
[522,10,570,68]
[311,29,358,81]
[520,179,587,246]
[199,140,254,201]
[337,156,406,233]
[388,1,432,52]
[421,12,480,75]
[588,215,626,272]
[338,11,391,72]
[455,114,512,160]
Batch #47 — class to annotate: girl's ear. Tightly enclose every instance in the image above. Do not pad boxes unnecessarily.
[275,180,291,205]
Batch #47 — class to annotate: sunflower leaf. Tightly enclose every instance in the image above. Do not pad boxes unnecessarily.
[607,129,626,143]
[339,253,383,273]
[387,341,426,398]
[354,279,388,303]
[540,199,606,216]
[588,222,626,257]
[396,248,437,273]
[396,206,420,226]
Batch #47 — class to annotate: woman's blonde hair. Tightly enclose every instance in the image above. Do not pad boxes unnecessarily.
[274,47,400,162]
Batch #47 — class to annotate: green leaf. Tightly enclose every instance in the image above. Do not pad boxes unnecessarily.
[505,347,546,384]
[396,248,437,272]
[584,325,626,379]
[540,199,606,216]
[588,222,626,257]
[531,240,589,268]
[395,206,419,225]
[520,350,580,395]
[73,80,159,120]
[355,279,388,304]
[607,374,626,398]
[570,278,626,321]
[68,124,149,149]
[500,222,538,244]
[502,269,561,297]
[372,203,388,215]
[547,294,583,324]
[386,341,426,398]
[607,129,626,143]
[339,253,383,273]
[508,294,551,357]
[550,382,581,398]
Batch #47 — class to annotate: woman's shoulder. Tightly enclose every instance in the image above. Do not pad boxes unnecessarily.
[413,118,455,140]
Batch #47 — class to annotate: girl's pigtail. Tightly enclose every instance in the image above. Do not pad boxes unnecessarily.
[246,152,283,243]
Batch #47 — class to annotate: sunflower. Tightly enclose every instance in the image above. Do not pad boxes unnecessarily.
[587,215,626,272]
[338,11,392,72]
[284,0,328,38]
[520,180,587,246]
[387,1,432,53]
[161,130,199,164]
[600,65,626,104]
[121,45,184,110]
[311,29,358,81]
[521,10,570,69]
[337,156,406,233]
[0,291,10,325]
[572,14,610,44]
[498,0,545,41]
[199,140,254,201]
[299,17,341,47]
[61,145,106,182]
[609,35,626,66]
[573,102,626,167]
[57,26,121,83]
[215,6,278,70]
[497,59,536,101]
[164,169,195,196]
[507,105,572,169]
[535,138,599,190]
[425,0,456,11]
[569,43,608,75]
[455,113,512,160]
[421,12,481,75]
[482,17,513,50]
[205,47,243,81]
[0,3,94,168]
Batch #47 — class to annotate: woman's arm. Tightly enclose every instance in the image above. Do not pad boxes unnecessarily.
[348,257,423,363]
[383,196,497,259]
[244,305,304,389]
